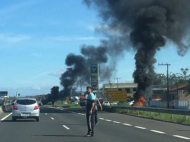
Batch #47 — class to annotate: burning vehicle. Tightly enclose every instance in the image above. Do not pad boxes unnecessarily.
[132,94,146,107]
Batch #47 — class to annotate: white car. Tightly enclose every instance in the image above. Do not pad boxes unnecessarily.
[129,100,134,106]
[112,102,118,105]
[103,101,110,106]
[12,98,40,122]
[72,101,79,105]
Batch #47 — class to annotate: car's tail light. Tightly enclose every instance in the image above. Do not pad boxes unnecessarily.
[34,106,39,110]
[13,106,18,110]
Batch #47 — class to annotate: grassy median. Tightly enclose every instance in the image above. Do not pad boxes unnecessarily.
[103,106,190,125]
[45,101,82,108]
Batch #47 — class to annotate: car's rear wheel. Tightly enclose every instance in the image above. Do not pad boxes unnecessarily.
[36,117,40,122]
[12,117,16,121]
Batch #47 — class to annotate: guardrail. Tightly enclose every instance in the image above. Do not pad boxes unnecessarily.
[105,106,190,122]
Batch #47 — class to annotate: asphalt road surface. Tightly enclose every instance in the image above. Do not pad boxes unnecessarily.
[0,106,190,142]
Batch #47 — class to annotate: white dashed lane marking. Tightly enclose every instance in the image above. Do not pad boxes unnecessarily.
[45,113,47,115]
[173,135,190,140]
[113,121,121,124]
[122,123,132,126]
[1,113,12,121]
[63,125,70,130]
[99,118,105,120]
[135,126,147,130]
[150,130,165,134]
[105,119,112,122]
[50,108,190,140]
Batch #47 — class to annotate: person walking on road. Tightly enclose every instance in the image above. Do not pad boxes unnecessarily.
[94,95,102,125]
[85,86,95,137]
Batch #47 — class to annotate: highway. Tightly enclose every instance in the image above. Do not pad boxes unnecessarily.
[0,106,190,142]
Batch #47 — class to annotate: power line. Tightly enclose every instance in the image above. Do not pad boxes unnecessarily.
[114,77,120,90]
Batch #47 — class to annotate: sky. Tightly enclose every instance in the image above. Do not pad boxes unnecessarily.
[0,0,189,96]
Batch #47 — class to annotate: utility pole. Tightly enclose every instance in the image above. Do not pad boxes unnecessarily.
[109,82,112,90]
[79,80,82,95]
[114,77,120,90]
[158,63,171,108]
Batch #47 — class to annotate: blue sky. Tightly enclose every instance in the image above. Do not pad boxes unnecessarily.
[0,0,189,96]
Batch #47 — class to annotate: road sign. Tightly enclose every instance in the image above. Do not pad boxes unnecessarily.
[0,91,8,97]
[90,64,99,91]
[106,90,127,102]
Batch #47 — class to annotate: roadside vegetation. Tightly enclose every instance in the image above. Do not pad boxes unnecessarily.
[44,101,82,108]
[103,106,190,125]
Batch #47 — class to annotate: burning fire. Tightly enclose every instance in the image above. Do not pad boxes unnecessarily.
[132,95,145,107]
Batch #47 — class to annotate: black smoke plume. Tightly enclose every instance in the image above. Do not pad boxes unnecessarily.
[84,0,190,99]
[60,45,109,97]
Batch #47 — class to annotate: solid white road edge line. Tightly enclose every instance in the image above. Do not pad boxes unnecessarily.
[1,113,12,121]
[63,125,70,130]
[135,126,147,129]
[51,117,54,120]
[173,135,190,140]
[150,130,165,134]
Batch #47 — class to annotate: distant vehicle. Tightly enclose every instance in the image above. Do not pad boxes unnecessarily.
[111,102,118,105]
[12,98,40,122]
[37,100,43,106]
[79,95,86,106]
[72,101,79,105]
[103,101,110,106]
[129,100,134,106]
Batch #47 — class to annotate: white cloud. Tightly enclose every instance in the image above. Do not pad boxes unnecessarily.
[0,34,32,43]
[32,86,41,90]
[48,69,66,77]
[77,22,97,31]
[0,1,39,19]
[46,36,102,42]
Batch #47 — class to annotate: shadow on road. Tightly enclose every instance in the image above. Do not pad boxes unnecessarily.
[32,134,86,137]
[2,120,36,122]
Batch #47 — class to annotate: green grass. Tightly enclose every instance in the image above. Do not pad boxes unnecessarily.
[103,106,190,125]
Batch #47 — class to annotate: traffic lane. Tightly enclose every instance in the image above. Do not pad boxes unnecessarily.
[0,110,12,121]
[0,107,100,142]
[0,109,74,142]
[97,111,190,138]
[0,107,188,142]
[48,107,189,142]
[43,107,98,142]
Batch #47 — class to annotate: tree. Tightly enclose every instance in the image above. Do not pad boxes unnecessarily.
[153,69,189,88]
[50,86,59,101]
[153,73,166,87]
[181,68,189,80]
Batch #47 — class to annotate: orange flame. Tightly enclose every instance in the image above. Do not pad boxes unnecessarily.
[132,95,145,107]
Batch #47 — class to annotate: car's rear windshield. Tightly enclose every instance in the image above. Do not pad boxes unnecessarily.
[16,100,36,105]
